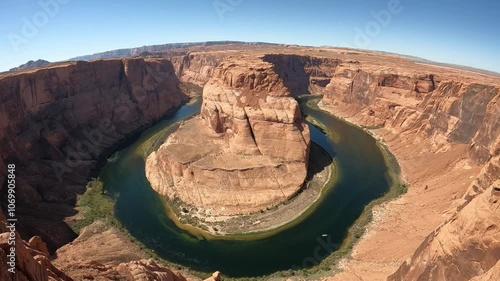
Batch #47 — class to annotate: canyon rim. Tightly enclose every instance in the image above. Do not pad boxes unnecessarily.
[0,43,498,280]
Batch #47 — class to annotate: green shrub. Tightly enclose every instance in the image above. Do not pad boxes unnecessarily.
[70,178,119,233]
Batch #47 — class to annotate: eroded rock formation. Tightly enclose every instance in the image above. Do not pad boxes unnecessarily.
[386,145,500,281]
[0,209,72,281]
[52,220,199,281]
[388,181,500,281]
[309,51,499,280]
[146,57,310,216]
[0,58,187,250]
[320,66,499,165]
[262,54,339,95]
[1,43,499,280]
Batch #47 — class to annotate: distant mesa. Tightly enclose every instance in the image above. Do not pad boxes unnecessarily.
[69,41,283,61]
[9,59,50,72]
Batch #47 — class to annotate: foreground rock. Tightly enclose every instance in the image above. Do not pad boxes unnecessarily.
[146,57,310,217]
[0,209,72,281]
[9,59,51,72]
[53,220,215,281]
[1,209,199,281]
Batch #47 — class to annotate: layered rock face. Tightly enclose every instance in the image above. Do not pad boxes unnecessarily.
[1,44,499,280]
[316,56,500,280]
[0,209,72,281]
[321,67,499,165]
[387,143,500,281]
[262,54,339,95]
[170,52,224,86]
[0,58,187,250]
[146,57,310,216]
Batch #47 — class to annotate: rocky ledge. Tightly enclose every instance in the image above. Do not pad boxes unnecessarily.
[146,56,311,218]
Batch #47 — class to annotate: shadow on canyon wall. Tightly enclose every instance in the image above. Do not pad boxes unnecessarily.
[0,58,187,252]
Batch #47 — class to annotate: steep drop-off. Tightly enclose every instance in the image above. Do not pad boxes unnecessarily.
[0,209,71,281]
[316,56,500,280]
[0,58,187,250]
[321,68,499,164]
[1,44,499,280]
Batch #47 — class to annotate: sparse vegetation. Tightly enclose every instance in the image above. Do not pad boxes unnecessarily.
[70,178,120,234]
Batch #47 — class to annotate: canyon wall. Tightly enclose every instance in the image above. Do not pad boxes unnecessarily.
[321,65,499,164]
[146,56,311,217]
[387,179,500,281]
[170,52,224,86]
[316,58,500,280]
[0,209,72,281]
[1,45,499,280]
[0,58,187,250]
[262,54,340,95]
[387,142,500,281]
[169,52,341,96]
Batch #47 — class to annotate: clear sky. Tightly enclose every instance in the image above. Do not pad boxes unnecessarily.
[1,0,499,72]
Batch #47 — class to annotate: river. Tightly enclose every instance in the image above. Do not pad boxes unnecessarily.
[98,96,391,277]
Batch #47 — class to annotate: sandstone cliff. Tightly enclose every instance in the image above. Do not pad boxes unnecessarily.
[314,53,500,280]
[146,56,310,217]
[170,52,224,86]
[1,44,499,280]
[0,209,204,281]
[0,209,72,281]
[321,65,499,165]
[0,58,187,250]
[387,180,500,281]
[262,54,339,96]
[386,144,500,281]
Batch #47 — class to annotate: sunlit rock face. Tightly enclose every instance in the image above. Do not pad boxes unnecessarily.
[146,57,310,216]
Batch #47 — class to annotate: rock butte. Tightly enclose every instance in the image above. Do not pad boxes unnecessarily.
[0,42,498,280]
[146,57,310,216]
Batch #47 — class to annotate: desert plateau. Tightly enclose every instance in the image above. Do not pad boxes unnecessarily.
[0,42,498,280]
[1,1,499,280]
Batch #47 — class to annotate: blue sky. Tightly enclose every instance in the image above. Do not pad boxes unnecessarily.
[1,0,499,72]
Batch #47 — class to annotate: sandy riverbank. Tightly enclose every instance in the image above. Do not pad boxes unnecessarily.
[160,141,334,239]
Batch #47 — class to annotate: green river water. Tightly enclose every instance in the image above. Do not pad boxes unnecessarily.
[99,97,392,277]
